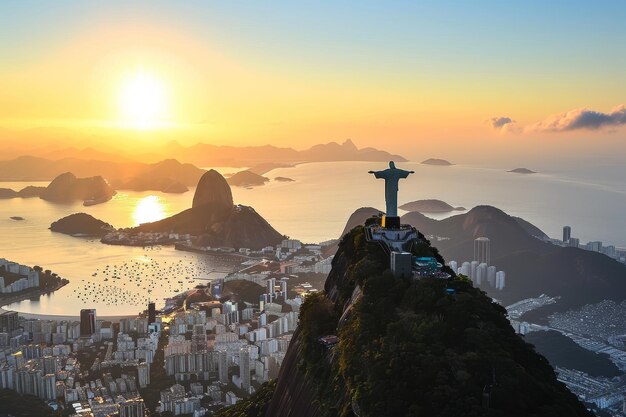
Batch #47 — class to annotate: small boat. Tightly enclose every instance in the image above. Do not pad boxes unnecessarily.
[83,196,111,206]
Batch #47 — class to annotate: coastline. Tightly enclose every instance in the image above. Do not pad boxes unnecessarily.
[0,279,69,309]
[0,281,135,321]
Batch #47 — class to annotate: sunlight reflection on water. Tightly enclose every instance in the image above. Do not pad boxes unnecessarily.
[132,195,166,225]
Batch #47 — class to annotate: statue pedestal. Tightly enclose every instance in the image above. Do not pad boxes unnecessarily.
[382,215,401,229]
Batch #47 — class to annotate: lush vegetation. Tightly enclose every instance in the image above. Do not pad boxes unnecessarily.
[213,380,277,417]
[0,389,62,416]
[293,225,593,417]
[217,223,593,417]
[222,279,266,305]
[0,265,68,292]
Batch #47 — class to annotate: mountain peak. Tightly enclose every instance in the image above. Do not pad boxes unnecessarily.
[191,169,234,210]
[342,138,358,151]
[259,224,593,417]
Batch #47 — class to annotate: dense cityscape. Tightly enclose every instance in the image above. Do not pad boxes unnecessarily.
[0,237,323,416]
[3,2,626,415]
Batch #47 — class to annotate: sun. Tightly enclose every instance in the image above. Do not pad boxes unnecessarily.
[119,72,169,129]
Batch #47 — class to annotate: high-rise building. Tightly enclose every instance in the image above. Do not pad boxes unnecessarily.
[43,374,56,400]
[80,309,96,337]
[391,252,412,279]
[218,350,228,383]
[476,263,488,286]
[470,261,479,282]
[148,302,156,324]
[239,347,251,391]
[568,238,580,248]
[137,362,150,388]
[266,278,276,295]
[448,261,458,274]
[562,226,571,243]
[120,398,146,417]
[587,241,602,252]
[495,271,506,290]
[0,311,18,333]
[474,237,490,265]
[487,266,497,287]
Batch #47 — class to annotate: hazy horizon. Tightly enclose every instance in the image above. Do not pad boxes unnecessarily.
[1,1,626,165]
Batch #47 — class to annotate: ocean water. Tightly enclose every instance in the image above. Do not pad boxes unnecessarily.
[1,161,625,316]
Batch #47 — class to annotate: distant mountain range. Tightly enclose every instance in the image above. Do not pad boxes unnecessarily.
[0,139,405,172]
[335,205,626,314]
[0,140,405,194]
[0,156,206,187]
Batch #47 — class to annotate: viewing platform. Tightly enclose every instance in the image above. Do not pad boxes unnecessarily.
[365,222,420,254]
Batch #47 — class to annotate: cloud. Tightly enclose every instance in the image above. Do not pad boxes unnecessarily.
[530,104,626,132]
[488,116,514,129]
[487,116,520,134]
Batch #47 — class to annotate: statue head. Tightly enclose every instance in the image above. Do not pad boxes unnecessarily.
[389,161,396,169]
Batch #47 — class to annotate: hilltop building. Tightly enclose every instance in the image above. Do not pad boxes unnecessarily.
[474,237,491,265]
[563,226,571,243]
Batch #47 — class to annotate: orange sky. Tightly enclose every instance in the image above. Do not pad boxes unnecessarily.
[1,2,625,163]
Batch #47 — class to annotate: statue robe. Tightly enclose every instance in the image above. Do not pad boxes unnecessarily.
[372,167,412,217]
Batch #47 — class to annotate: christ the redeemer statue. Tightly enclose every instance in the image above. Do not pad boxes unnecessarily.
[369,161,414,218]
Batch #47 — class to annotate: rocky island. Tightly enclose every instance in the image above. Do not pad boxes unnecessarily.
[508,167,537,174]
[226,170,270,187]
[103,170,284,250]
[421,158,453,166]
[274,176,295,182]
[0,185,46,199]
[50,213,115,237]
[39,172,116,204]
[399,199,465,213]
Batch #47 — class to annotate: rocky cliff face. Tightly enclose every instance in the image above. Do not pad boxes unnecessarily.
[261,222,593,417]
[39,172,116,203]
[192,169,233,210]
[196,205,284,249]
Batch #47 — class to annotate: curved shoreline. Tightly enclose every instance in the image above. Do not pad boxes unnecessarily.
[0,281,134,321]
[0,280,69,309]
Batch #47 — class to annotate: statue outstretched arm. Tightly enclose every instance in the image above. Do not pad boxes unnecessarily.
[398,169,414,178]
[368,170,386,179]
